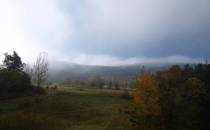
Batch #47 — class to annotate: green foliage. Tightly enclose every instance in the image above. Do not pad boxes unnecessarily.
[177,77,206,130]
[0,69,32,97]
[183,77,206,100]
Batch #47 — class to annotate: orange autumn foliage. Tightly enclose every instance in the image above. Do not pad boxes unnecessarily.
[133,72,161,117]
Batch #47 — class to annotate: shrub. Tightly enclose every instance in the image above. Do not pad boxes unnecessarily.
[0,69,32,98]
[120,90,132,100]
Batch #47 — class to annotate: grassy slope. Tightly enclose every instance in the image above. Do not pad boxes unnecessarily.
[0,86,132,130]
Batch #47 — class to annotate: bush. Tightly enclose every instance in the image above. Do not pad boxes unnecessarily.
[31,86,46,95]
[0,69,46,99]
[121,90,132,100]
[0,69,32,98]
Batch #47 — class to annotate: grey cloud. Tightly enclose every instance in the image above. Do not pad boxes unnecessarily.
[62,0,210,58]
[1,0,210,65]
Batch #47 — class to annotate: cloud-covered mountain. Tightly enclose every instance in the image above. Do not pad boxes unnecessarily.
[48,61,192,83]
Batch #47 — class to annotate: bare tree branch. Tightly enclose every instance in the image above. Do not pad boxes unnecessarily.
[33,52,48,87]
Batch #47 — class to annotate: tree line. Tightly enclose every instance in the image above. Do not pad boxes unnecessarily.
[0,51,48,99]
[130,64,210,130]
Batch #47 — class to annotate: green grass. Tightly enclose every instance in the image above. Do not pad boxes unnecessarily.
[0,86,132,130]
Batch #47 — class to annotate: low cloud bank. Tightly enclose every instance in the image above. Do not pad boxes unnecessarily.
[61,54,202,66]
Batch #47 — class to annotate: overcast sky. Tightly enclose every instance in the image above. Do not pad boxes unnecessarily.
[0,0,210,66]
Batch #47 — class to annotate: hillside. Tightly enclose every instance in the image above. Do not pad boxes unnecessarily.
[48,62,178,82]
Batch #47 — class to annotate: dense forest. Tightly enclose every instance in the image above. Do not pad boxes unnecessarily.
[131,64,210,130]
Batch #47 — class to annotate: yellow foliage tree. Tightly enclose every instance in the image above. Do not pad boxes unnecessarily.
[133,73,161,116]
[132,72,162,130]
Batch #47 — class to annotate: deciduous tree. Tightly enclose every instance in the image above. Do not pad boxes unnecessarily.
[132,72,162,130]
[33,52,48,87]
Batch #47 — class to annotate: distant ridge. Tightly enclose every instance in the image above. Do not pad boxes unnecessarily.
[48,61,193,82]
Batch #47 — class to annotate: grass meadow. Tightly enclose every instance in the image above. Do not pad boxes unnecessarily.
[0,86,132,130]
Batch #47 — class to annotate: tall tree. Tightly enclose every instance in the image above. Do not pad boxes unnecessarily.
[0,51,32,97]
[3,51,24,71]
[156,65,182,130]
[33,52,48,87]
[132,72,162,130]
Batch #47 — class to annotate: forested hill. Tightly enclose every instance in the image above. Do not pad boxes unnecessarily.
[48,62,187,82]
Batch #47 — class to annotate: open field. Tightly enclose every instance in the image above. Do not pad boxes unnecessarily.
[0,86,132,130]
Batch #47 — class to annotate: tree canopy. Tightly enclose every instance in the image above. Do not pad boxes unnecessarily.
[3,51,24,71]
[0,51,44,98]
[130,64,210,130]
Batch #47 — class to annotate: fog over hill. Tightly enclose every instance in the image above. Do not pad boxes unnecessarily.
[48,61,192,83]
